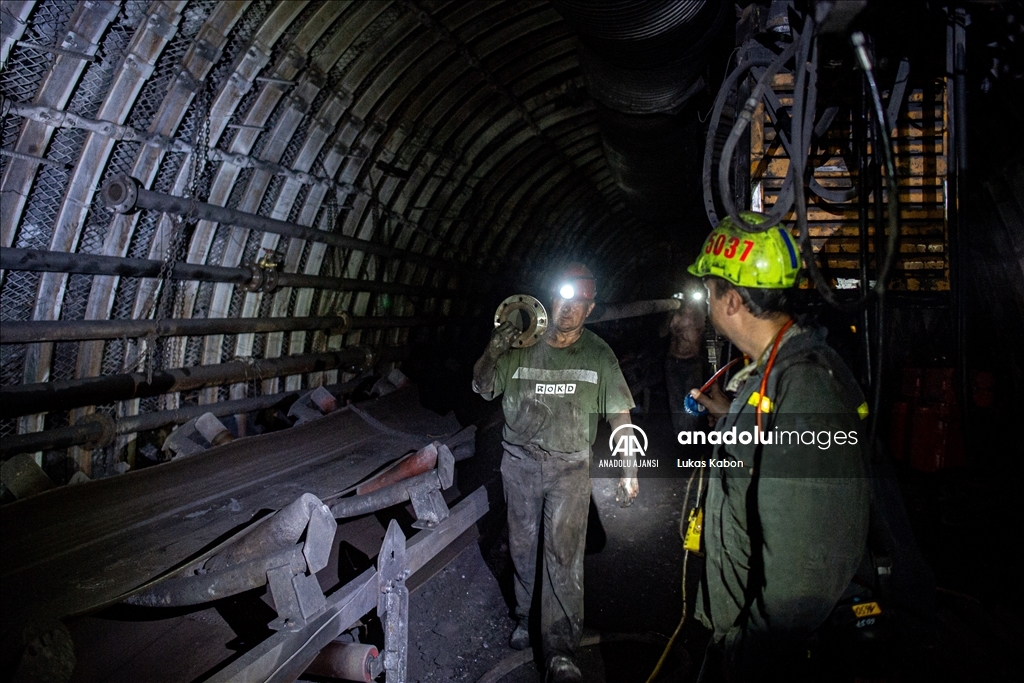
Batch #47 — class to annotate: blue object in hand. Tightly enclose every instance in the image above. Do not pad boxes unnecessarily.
[684,393,707,416]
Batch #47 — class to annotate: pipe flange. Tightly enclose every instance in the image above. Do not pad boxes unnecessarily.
[331,311,352,335]
[76,412,115,449]
[260,267,279,293]
[494,294,548,348]
[243,262,279,293]
[243,263,264,292]
[100,174,139,213]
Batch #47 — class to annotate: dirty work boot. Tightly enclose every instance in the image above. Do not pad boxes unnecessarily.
[545,655,581,682]
[509,623,529,650]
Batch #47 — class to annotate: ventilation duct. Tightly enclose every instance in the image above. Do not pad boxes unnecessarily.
[550,1,730,223]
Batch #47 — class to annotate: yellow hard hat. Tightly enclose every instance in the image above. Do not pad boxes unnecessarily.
[687,212,800,288]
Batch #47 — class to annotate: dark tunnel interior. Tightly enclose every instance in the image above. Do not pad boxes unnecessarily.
[1,1,1022,682]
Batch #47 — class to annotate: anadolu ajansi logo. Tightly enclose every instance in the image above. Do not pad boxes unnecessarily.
[609,424,648,459]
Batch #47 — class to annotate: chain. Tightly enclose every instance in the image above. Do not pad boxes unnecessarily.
[146,86,213,384]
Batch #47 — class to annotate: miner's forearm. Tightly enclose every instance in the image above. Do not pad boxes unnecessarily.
[472,353,497,394]
[608,411,638,478]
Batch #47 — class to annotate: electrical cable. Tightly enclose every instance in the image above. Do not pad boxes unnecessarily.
[644,467,703,683]
[705,14,902,315]
[700,357,743,395]
[702,58,774,226]
[795,30,901,313]
[717,33,805,233]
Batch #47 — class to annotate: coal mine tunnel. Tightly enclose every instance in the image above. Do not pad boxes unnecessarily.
[0,1,1022,682]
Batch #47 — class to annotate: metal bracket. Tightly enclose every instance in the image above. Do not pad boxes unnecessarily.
[408,444,455,529]
[378,521,408,683]
[407,480,449,530]
[267,565,326,632]
[303,501,337,574]
[266,496,336,631]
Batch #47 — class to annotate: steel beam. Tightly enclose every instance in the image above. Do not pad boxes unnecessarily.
[0,347,408,419]
[0,248,455,297]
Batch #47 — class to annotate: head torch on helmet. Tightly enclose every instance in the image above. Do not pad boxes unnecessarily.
[687,212,800,289]
[554,263,596,301]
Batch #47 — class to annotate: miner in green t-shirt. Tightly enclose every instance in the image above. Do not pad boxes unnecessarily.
[472,263,638,683]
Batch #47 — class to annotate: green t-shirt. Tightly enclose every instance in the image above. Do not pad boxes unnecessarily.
[482,329,635,453]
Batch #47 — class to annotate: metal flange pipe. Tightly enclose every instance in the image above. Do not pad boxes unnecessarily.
[0,347,407,419]
[0,248,456,298]
[0,313,352,344]
[0,313,473,345]
[100,174,452,272]
[0,387,337,459]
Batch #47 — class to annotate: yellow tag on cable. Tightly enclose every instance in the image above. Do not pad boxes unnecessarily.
[683,508,703,553]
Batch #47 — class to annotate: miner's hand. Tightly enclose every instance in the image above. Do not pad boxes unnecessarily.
[616,476,638,507]
[690,382,730,428]
[487,320,519,359]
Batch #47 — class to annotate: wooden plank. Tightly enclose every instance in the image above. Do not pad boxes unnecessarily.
[761,156,947,178]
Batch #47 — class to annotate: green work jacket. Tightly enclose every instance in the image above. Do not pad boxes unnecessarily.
[695,326,870,672]
[481,328,634,454]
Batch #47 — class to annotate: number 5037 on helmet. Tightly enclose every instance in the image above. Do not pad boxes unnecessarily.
[687,212,801,289]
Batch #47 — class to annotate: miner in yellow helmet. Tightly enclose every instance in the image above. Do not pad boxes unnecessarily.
[686,212,872,682]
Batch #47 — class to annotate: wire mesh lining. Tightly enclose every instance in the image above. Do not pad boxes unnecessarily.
[0,3,61,95]
[0,1,418,466]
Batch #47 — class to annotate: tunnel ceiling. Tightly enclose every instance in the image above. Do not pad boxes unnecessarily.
[0,1,726,396]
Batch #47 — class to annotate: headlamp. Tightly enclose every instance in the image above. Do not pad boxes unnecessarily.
[690,290,704,302]
[559,284,575,299]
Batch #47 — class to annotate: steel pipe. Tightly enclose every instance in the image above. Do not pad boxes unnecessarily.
[0,347,408,419]
[116,391,297,435]
[0,392,301,459]
[100,174,451,272]
[0,314,352,344]
[586,298,681,324]
[0,414,112,459]
[0,313,474,344]
[0,248,455,297]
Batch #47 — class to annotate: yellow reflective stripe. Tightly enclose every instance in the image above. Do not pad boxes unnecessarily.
[747,392,773,413]
[857,402,870,420]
